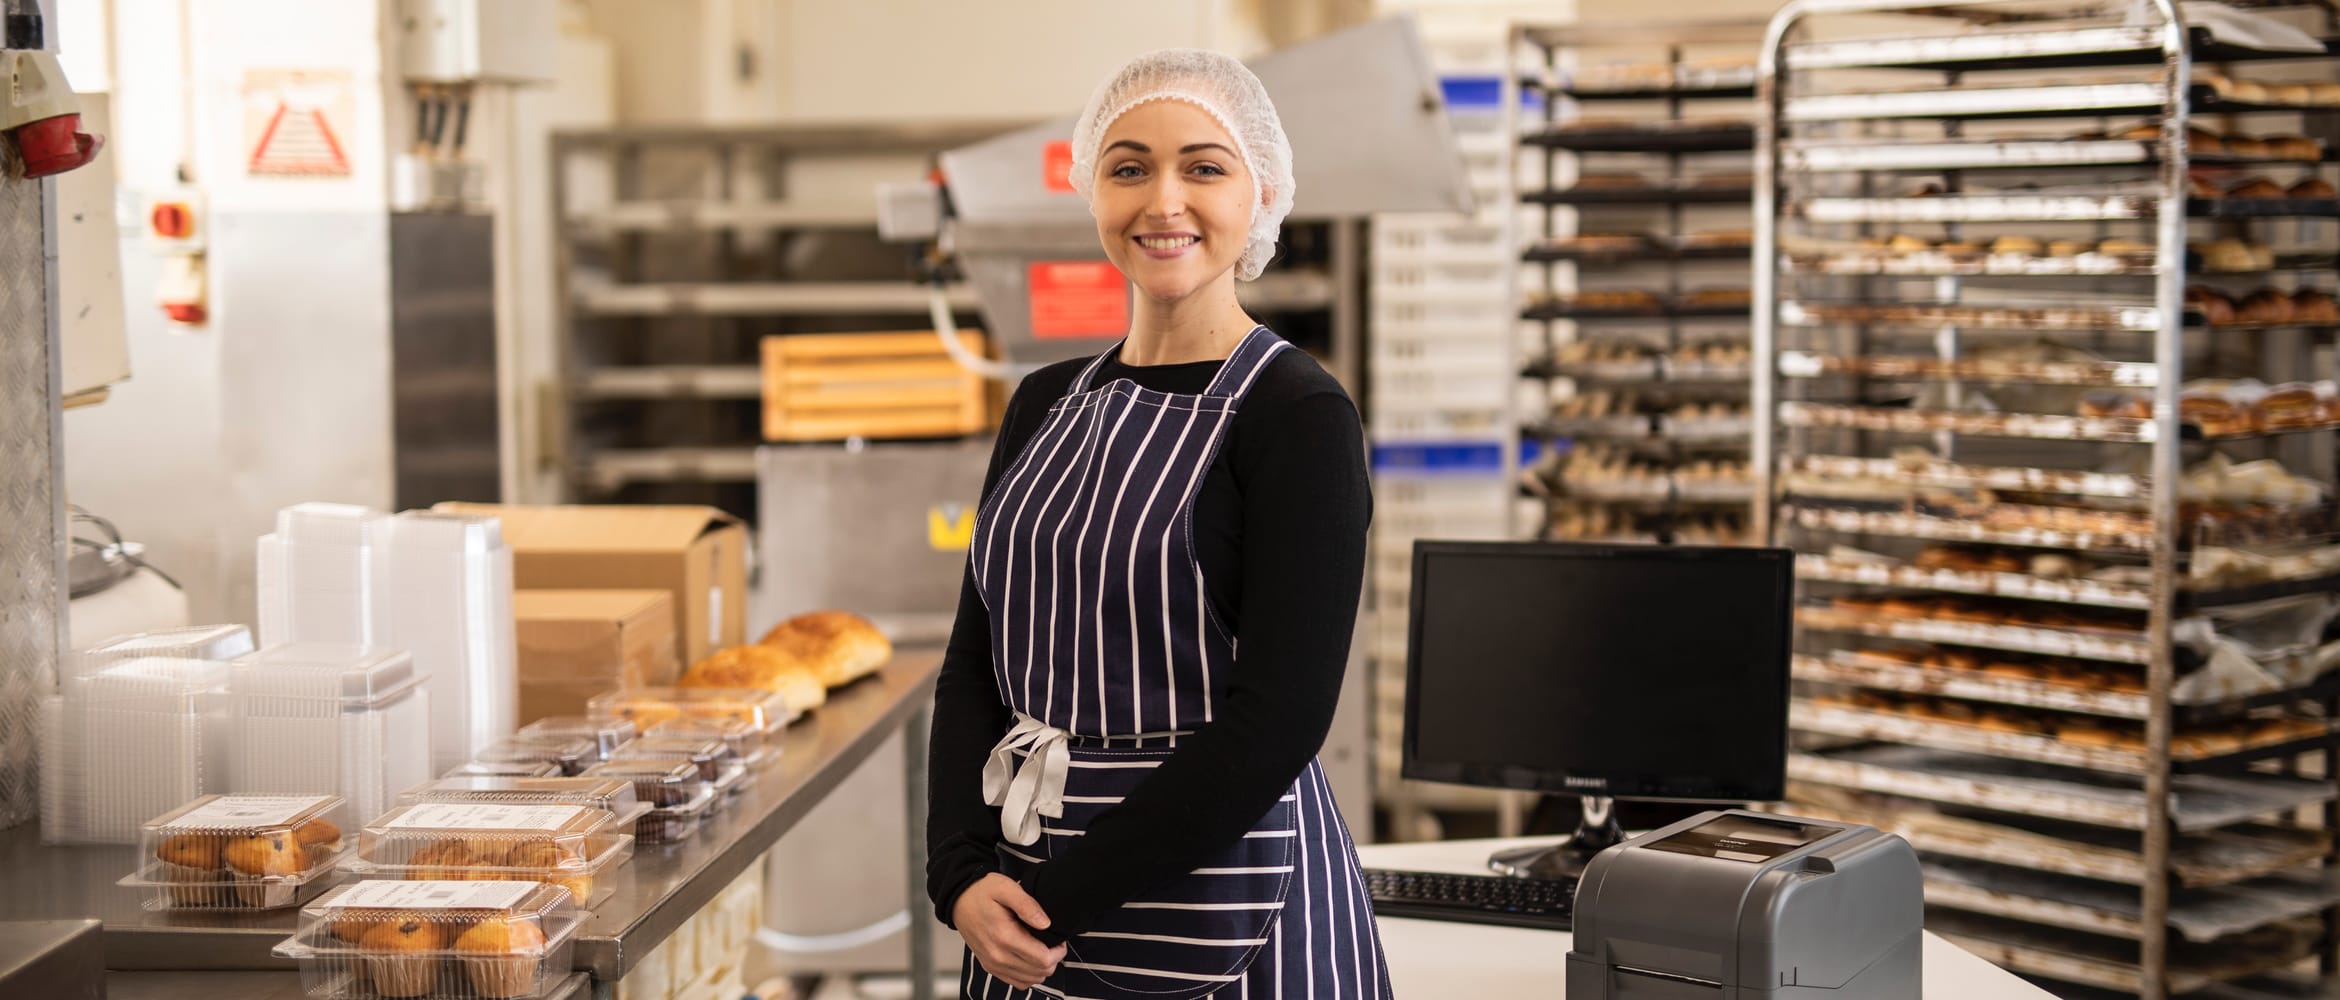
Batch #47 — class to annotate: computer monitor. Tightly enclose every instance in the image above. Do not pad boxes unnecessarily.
[1403,540,1794,879]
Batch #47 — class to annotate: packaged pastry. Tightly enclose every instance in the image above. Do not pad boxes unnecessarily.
[469,737,598,777]
[588,686,795,739]
[644,715,776,770]
[344,802,634,909]
[396,777,651,832]
[120,794,350,911]
[443,760,564,779]
[606,735,732,783]
[513,716,640,762]
[579,759,722,843]
[275,879,582,1000]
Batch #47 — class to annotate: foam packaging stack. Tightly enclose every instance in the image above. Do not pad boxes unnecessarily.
[385,511,518,774]
[40,626,253,844]
[225,643,434,821]
[257,504,395,646]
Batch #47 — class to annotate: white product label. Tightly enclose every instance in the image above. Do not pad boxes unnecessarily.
[382,802,590,832]
[327,880,537,911]
[709,585,723,646]
[173,795,333,830]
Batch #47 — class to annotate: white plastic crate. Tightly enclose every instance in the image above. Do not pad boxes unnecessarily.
[1369,406,1509,442]
[1374,216,1507,261]
[1371,367,1513,411]
[1375,297,1517,332]
[1374,259,1511,304]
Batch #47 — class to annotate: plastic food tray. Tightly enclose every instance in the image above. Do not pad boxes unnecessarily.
[587,686,794,738]
[578,760,722,843]
[442,760,564,779]
[469,737,597,777]
[643,716,776,770]
[396,777,651,831]
[275,879,583,999]
[606,736,730,782]
[118,794,350,911]
[513,716,639,762]
[343,803,634,909]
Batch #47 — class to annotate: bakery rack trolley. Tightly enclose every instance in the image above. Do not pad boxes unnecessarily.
[1755,1,2340,997]
[1506,20,1770,547]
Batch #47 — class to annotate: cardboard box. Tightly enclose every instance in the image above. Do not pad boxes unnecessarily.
[436,503,747,664]
[514,589,679,724]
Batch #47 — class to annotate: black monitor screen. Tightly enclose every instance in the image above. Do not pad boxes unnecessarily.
[1402,541,1792,801]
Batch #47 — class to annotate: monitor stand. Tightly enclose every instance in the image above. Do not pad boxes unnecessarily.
[1487,795,1627,881]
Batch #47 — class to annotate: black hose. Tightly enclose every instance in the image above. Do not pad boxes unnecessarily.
[5,0,43,50]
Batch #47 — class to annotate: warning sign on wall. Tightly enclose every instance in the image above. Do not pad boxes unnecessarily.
[243,69,354,177]
[1028,261,1128,339]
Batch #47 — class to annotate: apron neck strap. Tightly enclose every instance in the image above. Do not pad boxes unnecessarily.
[1067,326,1285,400]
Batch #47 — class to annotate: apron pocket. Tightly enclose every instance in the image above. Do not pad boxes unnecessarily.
[1044,745,1297,999]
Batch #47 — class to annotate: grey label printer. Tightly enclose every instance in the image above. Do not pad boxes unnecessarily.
[1566,810,1923,999]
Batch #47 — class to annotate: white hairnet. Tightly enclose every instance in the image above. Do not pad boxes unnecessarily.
[1069,49,1295,281]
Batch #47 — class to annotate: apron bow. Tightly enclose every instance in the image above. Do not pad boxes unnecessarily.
[983,712,1071,846]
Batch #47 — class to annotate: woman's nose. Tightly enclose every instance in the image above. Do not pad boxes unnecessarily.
[1148,176,1185,220]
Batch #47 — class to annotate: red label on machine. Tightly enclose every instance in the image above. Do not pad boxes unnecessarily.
[1028,261,1128,339]
[1042,140,1076,193]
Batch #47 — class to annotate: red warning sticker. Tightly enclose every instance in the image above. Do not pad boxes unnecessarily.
[1042,140,1076,193]
[1028,261,1127,339]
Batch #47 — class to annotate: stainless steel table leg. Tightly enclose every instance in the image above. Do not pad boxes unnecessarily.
[906,699,935,1000]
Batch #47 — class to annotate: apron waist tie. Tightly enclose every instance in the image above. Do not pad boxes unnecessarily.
[982,713,1194,847]
[983,713,1071,846]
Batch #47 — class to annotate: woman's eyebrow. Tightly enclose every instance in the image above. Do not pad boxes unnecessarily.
[1180,143,1235,156]
[1105,139,1149,154]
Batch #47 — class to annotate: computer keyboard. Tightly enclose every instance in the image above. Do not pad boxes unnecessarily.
[1362,868,1576,931]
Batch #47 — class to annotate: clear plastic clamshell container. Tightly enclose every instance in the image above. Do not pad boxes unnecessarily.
[513,716,638,762]
[469,737,597,777]
[344,802,634,909]
[119,794,351,910]
[578,760,720,843]
[643,716,776,770]
[397,777,650,832]
[587,686,792,741]
[75,624,255,679]
[442,760,563,779]
[226,643,434,822]
[606,736,730,783]
[275,879,582,999]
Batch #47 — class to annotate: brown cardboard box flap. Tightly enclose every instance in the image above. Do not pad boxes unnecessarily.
[435,503,742,553]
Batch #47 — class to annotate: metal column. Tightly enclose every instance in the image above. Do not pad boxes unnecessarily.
[0,34,68,830]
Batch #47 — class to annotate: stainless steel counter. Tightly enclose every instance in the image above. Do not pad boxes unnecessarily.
[105,970,592,1000]
[0,649,943,989]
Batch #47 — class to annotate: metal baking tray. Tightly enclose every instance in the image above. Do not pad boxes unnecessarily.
[1778,401,2159,443]
[1784,81,2167,123]
[1795,605,2152,663]
[1778,351,2160,387]
[1655,415,1752,441]
[1523,186,1752,206]
[1921,857,2340,944]
[1794,556,2155,609]
[1787,744,2337,833]
[1557,477,1672,503]
[1794,652,2153,717]
[1523,358,1660,382]
[1549,83,1757,102]
[1520,123,1755,153]
[1780,300,2161,331]
[1786,139,2333,173]
[1521,242,1749,264]
[1660,359,1753,382]
[1787,454,2146,498]
[1523,300,1751,321]
[1526,414,1655,440]
[1782,248,2156,277]
[1786,504,2155,553]
[1783,802,2329,890]
[1782,24,2335,74]
[1931,909,2322,996]
[1792,194,2154,222]
[2192,197,2340,218]
[1795,696,2335,776]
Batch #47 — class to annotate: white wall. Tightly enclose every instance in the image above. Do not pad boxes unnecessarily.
[64,0,398,627]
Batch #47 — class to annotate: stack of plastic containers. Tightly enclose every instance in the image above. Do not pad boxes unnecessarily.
[513,717,638,761]
[585,687,791,748]
[118,794,351,910]
[607,736,743,799]
[642,716,774,770]
[275,880,583,999]
[257,504,395,646]
[384,510,517,774]
[469,737,599,777]
[343,801,635,909]
[226,643,434,821]
[41,626,250,844]
[397,776,657,843]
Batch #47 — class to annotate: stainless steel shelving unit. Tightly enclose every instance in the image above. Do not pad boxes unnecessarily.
[1755,2,2340,996]
[1506,21,1767,548]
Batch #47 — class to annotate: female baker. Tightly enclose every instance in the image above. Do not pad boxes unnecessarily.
[924,48,1388,1000]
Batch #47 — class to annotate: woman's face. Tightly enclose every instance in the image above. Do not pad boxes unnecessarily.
[1092,99,1260,304]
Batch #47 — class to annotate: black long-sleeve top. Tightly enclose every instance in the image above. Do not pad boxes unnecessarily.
[924,344,1372,946]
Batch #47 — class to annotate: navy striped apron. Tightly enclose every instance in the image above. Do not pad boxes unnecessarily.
[962,327,1390,1000]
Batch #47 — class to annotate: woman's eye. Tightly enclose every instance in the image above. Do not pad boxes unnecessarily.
[1191,163,1226,176]
[1111,164,1144,179]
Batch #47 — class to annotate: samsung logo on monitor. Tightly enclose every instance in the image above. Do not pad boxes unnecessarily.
[1563,776,1607,790]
